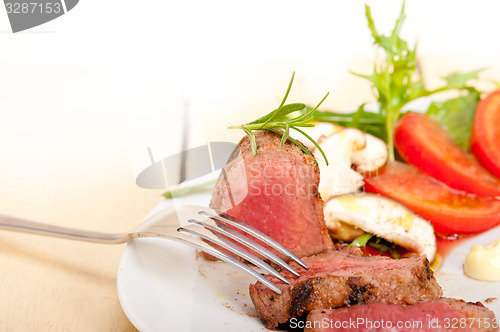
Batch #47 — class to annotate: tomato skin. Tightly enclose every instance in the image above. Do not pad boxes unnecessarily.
[471,90,500,179]
[364,161,500,236]
[395,113,500,197]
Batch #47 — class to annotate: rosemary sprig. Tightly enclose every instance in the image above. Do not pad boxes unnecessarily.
[228,72,330,165]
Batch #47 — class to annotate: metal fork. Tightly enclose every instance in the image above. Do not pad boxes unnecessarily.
[0,205,307,294]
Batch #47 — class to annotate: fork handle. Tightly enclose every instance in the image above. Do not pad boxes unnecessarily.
[0,214,129,244]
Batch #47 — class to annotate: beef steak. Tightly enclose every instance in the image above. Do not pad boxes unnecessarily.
[305,298,498,332]
[210,130,333,260]
[249,247,442,329]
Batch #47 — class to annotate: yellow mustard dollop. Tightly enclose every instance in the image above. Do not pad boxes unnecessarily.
[464,238,500,282]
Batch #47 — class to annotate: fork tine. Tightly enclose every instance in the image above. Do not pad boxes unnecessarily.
[178,224,290,285]
[168,229,283,294]
[188,217,300,278]
[198,209,309,270]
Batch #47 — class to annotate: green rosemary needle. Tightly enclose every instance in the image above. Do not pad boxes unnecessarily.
[228,72,329,165]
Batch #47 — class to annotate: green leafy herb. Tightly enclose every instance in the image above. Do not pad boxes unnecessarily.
[490,78,500,88]
[444,69,485,89]
[162,179,216,199]
[347,233,373,248]
[311,1,482,160]
[426,90,480,151]
[368,236,401,259]
[229,72,330,165]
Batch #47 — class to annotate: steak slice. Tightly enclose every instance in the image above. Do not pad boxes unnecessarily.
[210,130,333,261]
[249,248,442,329]
[305,298,498,332]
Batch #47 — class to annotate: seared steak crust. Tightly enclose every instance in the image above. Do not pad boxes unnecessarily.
[306,298,498,332]
[210,130,333,260]
[249,248,442,329]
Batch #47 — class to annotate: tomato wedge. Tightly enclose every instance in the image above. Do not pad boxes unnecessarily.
[364,161,500,236]
[471,90,500,179]
[395,113,500,197]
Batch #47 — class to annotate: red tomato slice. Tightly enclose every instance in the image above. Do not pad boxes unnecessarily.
[364,161,500,236]
[395,113,500,197]
[471,90,500,179]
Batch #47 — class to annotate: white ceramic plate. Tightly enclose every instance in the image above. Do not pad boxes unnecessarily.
[117,188,500,332]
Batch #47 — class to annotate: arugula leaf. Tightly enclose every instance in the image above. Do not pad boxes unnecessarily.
[355,1,420,161]
[425,90,480,151]
[348,233,401,259]
[310,1,482,158]
[347,233,373,248]
[444,69,484,89]
[312,105,386,140]
[368,237,402,259]
[229,72,330,165]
